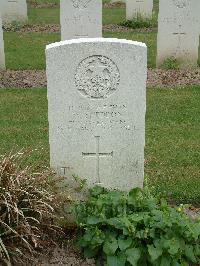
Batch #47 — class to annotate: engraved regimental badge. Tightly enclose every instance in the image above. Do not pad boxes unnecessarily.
[173,0,188,8]
[70,0,92,8]
[75,55,120,99]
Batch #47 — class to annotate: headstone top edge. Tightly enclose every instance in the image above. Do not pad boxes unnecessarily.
[46,38,147,51]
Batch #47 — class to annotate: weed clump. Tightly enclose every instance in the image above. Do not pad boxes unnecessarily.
[0,151,62,265]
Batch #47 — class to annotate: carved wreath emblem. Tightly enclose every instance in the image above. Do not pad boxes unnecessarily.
[75,55,120,99]
[173,0,188,8]
[70,0,92,8]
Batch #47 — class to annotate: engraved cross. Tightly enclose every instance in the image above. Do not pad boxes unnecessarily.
[173,25,186,50]
[82,136,113,184]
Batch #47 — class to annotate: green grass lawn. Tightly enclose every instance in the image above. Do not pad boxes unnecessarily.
[4,32,60,69]
[4,32,156,69]
[27,7,125,25]
[103,8,125,25]
[0,87,199,204]
[28,8,60,25]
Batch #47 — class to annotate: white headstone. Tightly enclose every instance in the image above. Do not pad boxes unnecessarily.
[126,0,153,20]
[60,0,102,41]
[157,0,200,68]
[46,38,147,191]
[0,14,5,70]
[0,0,27,24]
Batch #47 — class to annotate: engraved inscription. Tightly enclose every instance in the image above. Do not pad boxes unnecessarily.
[75,55,120,99]
[70,0,92,9]
[82,136,113,184]
[67,103,131,131]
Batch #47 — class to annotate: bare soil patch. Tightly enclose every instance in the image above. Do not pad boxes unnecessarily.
[148,69,200,88]
[35,245,95,266]
[20,24,61,33]
[103,24,156,33]
[10,24,156,33]
[0,69,200,89]
[28,1,59,8]
[0,70,46,88]
[103,2,126,9]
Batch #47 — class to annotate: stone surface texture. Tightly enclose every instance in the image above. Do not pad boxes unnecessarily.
[0,14,5,69]
[157,0,200,68]
[46,38,147,191]
[0,0,27,23]
[126,0,153,20]
[60,0,102,40]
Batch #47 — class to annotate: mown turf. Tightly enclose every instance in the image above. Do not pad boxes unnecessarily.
[4,32,156,69]
[146,86,200,204]
[103,8,125,25]
[0,87,199,204]
[28,8,60,25]
[0,89,49,166]
[4,32,60,69]
[27,7,125,25]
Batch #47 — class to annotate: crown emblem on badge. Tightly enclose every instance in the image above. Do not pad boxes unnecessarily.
[71,0,92,8]
[173,0,188,8]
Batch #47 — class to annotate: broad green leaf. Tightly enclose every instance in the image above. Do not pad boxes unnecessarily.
[129,188,142,198]
[148,245,162,261]
[191,223,200,240]
[107,217,124,230]
[129,213,145,222]
[118,236,132,251]
[194,244,200,256]
[107,217,134,234]
[126,248,141,266]
[87,216,104,225]
[84,247,98,258]
[185,245,196,262]
[83,230,94,242]
[90,186,105,197]
[128,188,143,204]
[107,254,126,266]
[103,239,118,255]
[168,238,180,255]
[179,261,189,266]
[171,261,182,266]
[160,256,170,266]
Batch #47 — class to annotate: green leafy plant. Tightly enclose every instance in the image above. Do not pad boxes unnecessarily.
[74,187,200,266]
[120,14,157,29]
[0,151,63,265]
[162,56,180,70]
